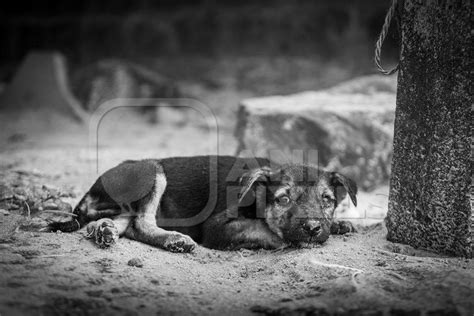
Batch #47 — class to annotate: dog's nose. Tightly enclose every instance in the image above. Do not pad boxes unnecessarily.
[304,220,321,236]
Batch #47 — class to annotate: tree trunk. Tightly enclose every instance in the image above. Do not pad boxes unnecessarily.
[386,0,472,257]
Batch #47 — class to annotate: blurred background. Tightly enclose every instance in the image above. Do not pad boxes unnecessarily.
[0,0,398,74]
[0,0,398,221]
[0,0,399,116]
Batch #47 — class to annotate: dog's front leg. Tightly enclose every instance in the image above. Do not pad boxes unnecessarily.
[86,215,131,247]
[125,172,196,253]
[203,212,286,250]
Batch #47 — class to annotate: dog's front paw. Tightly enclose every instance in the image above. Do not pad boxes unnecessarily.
[86,219,119,248]
[330,220,356,235]
[163,233,196,253]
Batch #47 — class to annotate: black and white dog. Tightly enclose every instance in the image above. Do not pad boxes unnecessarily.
[50,156,357,252]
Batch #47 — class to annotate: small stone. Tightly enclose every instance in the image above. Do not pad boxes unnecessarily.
[0,209,10,215]
[111,287,121,293]
[13,188,27,196]
[127,258,144,268]
[9,203,20,210]
[42,184,59,192]
[14,194,26,201]
[42,202,59,210]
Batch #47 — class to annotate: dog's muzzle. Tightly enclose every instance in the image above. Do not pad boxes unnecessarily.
[284,219,330,244]
[302,219,331,243]
[303,220,322,236]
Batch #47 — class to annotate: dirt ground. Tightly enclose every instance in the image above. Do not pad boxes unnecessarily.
[0,99,473,315]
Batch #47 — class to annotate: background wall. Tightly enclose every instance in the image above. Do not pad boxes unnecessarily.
[0,0,399,71]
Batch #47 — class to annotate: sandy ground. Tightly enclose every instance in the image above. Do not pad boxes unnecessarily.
[0,105,473,316]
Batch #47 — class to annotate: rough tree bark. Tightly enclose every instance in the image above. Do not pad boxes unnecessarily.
[386,0,472,257]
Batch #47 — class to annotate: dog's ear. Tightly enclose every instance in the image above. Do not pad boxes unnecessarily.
[330,172,358,207]
[238,167,275,206]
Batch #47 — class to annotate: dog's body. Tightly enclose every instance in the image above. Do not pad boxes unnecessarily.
[50,156,357,252]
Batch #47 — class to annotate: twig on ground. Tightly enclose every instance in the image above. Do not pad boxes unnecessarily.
[310,259,364,273]
[374,248,403,257]
[270,245,291,254]
[23,201,31,219]
[351,271,362,289]
[41,210,78,217]
[386,271,405,280]
[31,254,68,259]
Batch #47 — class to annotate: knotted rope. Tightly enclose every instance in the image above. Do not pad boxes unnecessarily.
[374,0,399,75]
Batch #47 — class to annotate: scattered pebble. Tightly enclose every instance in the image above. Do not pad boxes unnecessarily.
[42,201,59,210]
[128,258,144,268]
[13,188,27,196]
[14,194,26,201]
[111,287,121,293]
[42,184,60,194]
[0,209,10,215]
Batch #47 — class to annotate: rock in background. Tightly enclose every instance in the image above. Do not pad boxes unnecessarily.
[235,75,396,191]
[71,59,184,123]
[0,52,88,122]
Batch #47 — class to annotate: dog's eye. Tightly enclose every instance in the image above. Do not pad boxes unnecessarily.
[276,196,291,206]
[322,194,333,202]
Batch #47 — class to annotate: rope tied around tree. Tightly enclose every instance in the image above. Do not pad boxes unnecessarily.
[375,0,399,75]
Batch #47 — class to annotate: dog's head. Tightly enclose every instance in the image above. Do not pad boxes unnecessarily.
[238,164,357,245]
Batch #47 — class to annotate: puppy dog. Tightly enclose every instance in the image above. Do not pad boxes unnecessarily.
[50,156,357,252]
